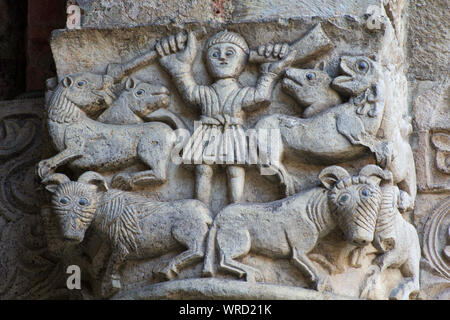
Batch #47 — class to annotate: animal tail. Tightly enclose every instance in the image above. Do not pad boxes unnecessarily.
[142,109,187,131]
[202,223,217,278]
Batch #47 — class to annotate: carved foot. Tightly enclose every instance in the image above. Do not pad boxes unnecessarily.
[154,262,178,280]
[360,265,381,300]
[112,171,166,190]
[245,269,264,283]
[111,173,133,190]
[389,279,419,300]
[374,141,394,168]
[37,159,56,179]
[313,276,331,293]
[101,274,121,298]
[132,171,166,187]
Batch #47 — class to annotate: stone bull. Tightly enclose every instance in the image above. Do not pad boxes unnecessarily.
[43,171,212,298]
[202,164,392,292]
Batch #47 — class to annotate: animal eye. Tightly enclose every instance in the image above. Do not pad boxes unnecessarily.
[361,189,371,197]
[135,89,145,96]
[225,50,234,57]
[60,197,69,205]
[306,73,316,80]
[358,61,369,71]
[77,80,86,87]
[337,193,350,205]
[79,198,89,206]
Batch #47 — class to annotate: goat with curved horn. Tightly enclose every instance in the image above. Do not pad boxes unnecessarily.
[318,165,350,190]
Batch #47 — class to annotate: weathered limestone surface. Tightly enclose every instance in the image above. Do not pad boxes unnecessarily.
[0,0,448,300]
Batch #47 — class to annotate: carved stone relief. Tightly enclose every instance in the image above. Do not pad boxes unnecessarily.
[0,0,444,301]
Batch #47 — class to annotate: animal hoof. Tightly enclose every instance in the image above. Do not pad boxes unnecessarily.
[101,279,121,298]
[111,173,133,190]
[245,270,264,283]
[154,264,178,280]
[314,277,331,293]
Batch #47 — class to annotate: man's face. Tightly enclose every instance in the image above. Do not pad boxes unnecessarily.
[206,43,247,79]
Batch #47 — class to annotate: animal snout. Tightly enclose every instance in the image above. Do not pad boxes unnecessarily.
[350,232,373,247]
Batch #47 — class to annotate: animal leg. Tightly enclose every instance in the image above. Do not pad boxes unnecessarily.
[101,249,127,298]
[216,228,263,282]
[155,221,209,280]
[389,256,420,300]
[135,132,174,186]
[291,247,328,292]
[360,250,399,300]
[38,148,82,179]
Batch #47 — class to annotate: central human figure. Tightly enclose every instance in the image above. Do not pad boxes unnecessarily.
[157,31,294,206]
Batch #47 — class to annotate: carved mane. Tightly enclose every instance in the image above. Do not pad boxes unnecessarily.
[96,189,170,254]
[306,188,332,233]
[47,85,82,124]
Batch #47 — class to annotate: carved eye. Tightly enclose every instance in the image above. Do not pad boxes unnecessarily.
[77,80,86,87]
[79,198,89,206]
[60,197,69,205]
[225,49,234,57]
[337,193,351,205]
[360,188,371,198]
[306,73,316,80]
[135,89,145,96]
[358,60,369,72]
[211,51,219,58]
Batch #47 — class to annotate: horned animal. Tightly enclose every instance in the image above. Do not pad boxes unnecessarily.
[202,164,391,292]
[38,72,184,190]
[43,171,212,298]
[360,185,421,300]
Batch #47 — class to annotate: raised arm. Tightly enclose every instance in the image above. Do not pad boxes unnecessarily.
[241,44,297,111]
[157,32,205,106]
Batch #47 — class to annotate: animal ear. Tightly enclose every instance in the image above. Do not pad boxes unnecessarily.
[315,61,326,71]
[125,77,136,90]
[45,184,58,194]
[62,76,73,88]
[78,171,109,192]
[318,165,350,189]
[359,164,393,185]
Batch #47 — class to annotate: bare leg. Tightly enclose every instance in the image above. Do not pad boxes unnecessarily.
[196,165,213,206]
[227,166,245,203]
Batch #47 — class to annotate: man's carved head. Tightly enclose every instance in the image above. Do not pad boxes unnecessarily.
[205,31,249,79]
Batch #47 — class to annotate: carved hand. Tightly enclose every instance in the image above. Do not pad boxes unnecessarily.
[157,32,198,73]
[257,43,290,60]
[260,48,297,75]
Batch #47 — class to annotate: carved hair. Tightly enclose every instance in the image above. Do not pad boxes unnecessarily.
[205,30,249,54]
[373,186,398,252]
[47,84,81,124]
[96,190,141,254]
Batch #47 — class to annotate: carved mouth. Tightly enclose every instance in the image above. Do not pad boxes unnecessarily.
[93,88,116,105]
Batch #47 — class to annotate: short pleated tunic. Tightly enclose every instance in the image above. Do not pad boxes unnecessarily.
[182,79,257,165]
